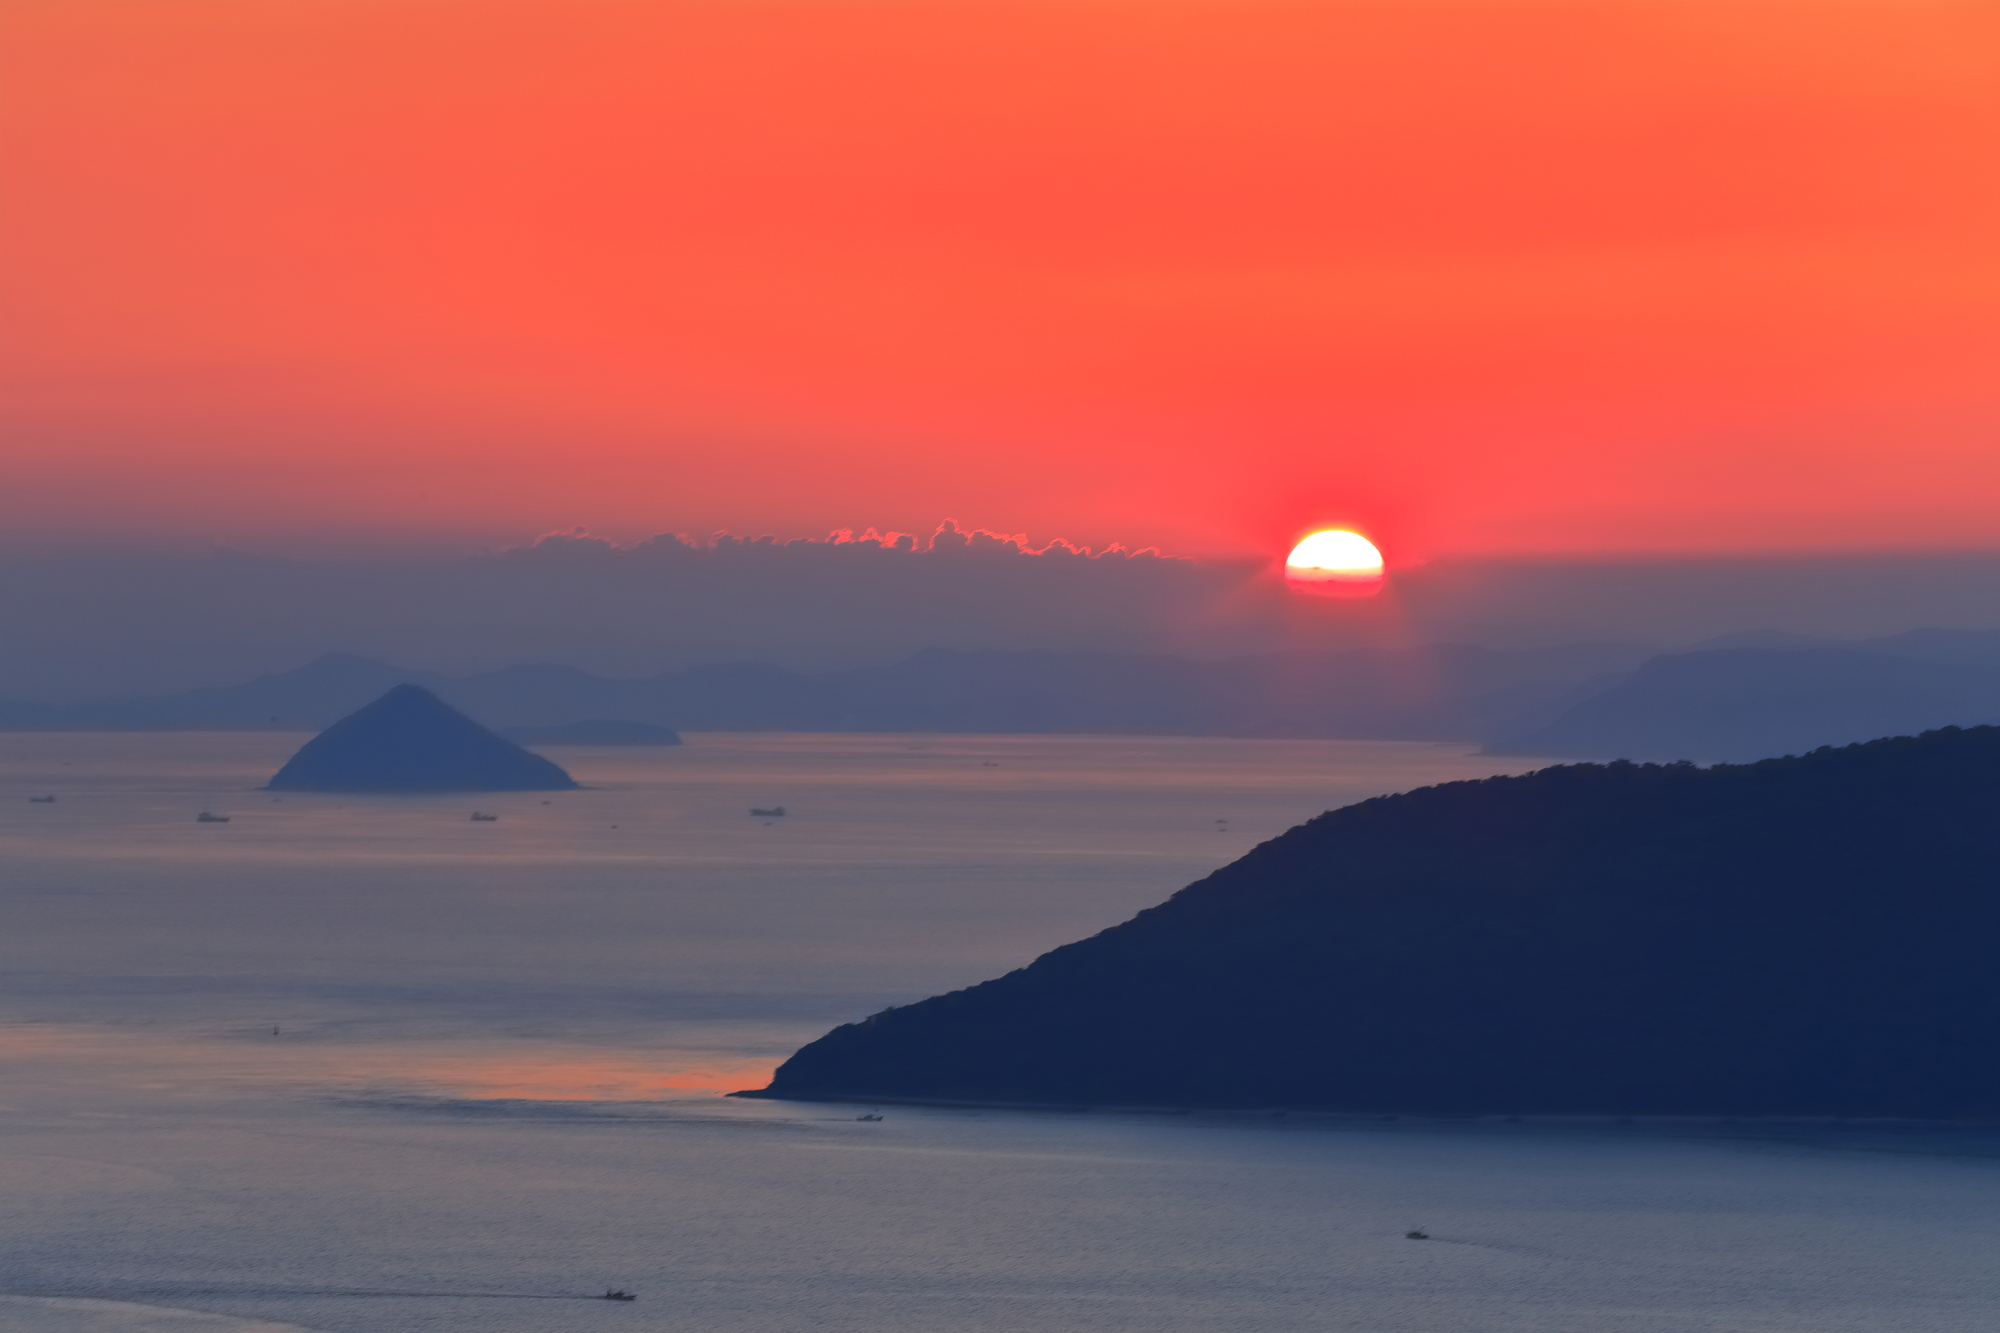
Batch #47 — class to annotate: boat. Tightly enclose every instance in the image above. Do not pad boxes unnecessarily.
[598,1290,637,1301]
[856,1113,883,1122]
[470,811,499,821]
[196,811,231,823]
[749,806,786,817]
[28,795,55,803]
[1404,1228,1430,1240]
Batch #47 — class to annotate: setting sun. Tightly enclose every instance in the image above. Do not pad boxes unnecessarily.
[1285,530,1384,596]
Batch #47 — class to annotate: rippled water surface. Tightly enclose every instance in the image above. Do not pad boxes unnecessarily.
[3,732,1998,1333]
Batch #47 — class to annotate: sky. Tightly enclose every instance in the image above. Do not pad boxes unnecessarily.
[3,0,1997,563]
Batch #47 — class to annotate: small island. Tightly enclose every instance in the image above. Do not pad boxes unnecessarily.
[267,684,579,792]
[743,725,2000,1118]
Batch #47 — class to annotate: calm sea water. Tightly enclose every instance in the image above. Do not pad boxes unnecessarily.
[3,733,1999,1333]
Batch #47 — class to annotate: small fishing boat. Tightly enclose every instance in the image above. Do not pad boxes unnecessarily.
[28,795,55,803]
[1404,1228,1430,1240]
[749,806,786,817]
[470,811,499,822]
[856,1113,883,1122]
[196,811,230,823]
[599,1290,637,1301]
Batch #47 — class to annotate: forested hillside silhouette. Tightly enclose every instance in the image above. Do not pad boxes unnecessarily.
[752,725,2000,1116]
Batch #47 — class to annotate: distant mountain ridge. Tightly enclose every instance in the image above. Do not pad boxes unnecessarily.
[0,642,1657,742]
[1493,628,2000,761]
[10,627,2000,756]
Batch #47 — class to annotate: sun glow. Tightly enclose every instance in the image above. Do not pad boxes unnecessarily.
[1285,530,1385,596]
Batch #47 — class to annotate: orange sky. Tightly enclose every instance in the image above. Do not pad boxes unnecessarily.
[2,0,1996,561]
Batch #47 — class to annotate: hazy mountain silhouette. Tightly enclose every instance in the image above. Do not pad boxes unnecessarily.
[1861,626,2000,666]
[22,630,2000,754]
[15,545,2000,705]
[1494,643,2000,761]
[502,719,682,746]
[0,652,440,732]
[0,642,1653,741]
[267,685,579,792]
[745,725,2000,1117]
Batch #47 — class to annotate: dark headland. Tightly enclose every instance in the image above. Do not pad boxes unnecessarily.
[744,725,2000,1117]
[267,684,579,792]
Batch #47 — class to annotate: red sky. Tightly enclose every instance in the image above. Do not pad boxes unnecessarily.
[2,0,1996,562]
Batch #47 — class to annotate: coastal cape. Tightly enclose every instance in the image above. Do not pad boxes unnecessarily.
[268,684,579,792]
[746,726,2000,1116]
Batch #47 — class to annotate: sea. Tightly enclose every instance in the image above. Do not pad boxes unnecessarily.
[3,732,1998,1333]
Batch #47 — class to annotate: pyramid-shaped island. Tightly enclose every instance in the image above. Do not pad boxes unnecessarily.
[267,685,579,792]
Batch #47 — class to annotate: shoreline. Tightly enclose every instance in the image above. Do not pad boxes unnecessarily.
[728,1088,2000,1130]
